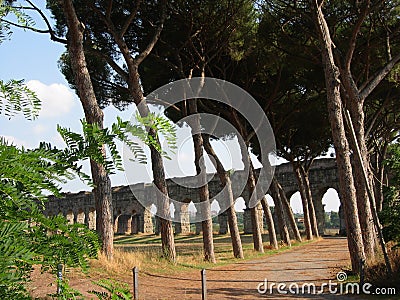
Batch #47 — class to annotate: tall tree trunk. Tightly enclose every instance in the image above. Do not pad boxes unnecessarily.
[252,163,278,248]
[348,101,377,260]
[149,127,176,261]
[96,2,176,262]
[235,125,264,252]
[130,74,176,262]
[333,0,400,266]
[203,134,244,259]
[62,0,113,259]
[300,166,319,238]
[247,164,264,252]
[188,100,215,263]
[270,178,291,246]
[91,163,114,260]
[277,179,302,242]
[311,0,366,273]
[260,196,279,249]
[292,163,313,240]
[375,143,389,212]
[344,110,393,275]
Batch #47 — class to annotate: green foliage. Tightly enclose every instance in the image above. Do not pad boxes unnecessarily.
[381,186,400,248]
[0,136,100,298]
[58,113,177,175]
[324,211,340,229]
[0,138,100,298]
[0,1,35,43]
[0,2,41,122]
[0,220,34,299]
[0,137,85,206]
[140,0,258,93]
[57,119,143,175]
[134,112,177,157]
[0,1,12,42]
[47,279,84,300]
[48,0,165,109]
[0,79,40,120]
[0,16,98,290]
[32,215,100,273]
[89,279,132,300]
[380,142,400,248]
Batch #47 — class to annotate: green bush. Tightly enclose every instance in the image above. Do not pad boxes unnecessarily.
[380,142,400,248]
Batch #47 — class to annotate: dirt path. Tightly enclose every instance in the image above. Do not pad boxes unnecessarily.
[30,237,353,299]
[139,237,352,299]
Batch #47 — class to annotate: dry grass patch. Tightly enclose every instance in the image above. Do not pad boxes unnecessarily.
[365,245,400,290]
[89,236,319,278]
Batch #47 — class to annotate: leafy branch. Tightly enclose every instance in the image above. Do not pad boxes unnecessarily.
[0,138,100,299]
[0,79,40,120]
[89,279,132,300]
[57,113,177,175]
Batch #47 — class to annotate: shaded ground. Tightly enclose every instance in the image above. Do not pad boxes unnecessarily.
[30,237,360,299]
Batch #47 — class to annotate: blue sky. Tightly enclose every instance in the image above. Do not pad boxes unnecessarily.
[0,5,340,213]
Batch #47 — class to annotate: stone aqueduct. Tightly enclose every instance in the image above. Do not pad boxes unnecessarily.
[44,158,343,236]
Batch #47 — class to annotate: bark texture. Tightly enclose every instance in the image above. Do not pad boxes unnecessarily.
[260,196,279,249]
[334,0,400,263]
[348,101,377,260]
[344,110,393,275]
[131,79,176,262]
[149,129,176,261]
[237,135,264,252]
[62,0,114,259]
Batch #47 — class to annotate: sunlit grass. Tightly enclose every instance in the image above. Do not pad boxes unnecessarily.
[95,233,318,277]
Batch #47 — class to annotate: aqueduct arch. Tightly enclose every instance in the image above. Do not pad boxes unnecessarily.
[44,158,344,235]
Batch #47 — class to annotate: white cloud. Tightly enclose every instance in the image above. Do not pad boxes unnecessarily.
[27,80,76,118]
[32,124,48,135]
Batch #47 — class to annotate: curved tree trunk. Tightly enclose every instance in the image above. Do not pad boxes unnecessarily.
[270,178,291,246]
[344,109,393,275]
[235,129,264,252]
[277,179,302,242]
[188,99,215,263]
[62,0,114,260]
[300,166,319,238]
[203,134,244,258]
[148,127,177,261]
[311,0,366,273]
[130,84,176,262]
[260,196,279,249]
[292,163,313,240]
[245,160,264,252]
[375,142,389,212]
[93,1,176,262]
